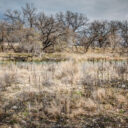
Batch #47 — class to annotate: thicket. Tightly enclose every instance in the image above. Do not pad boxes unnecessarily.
[0,3,128,55]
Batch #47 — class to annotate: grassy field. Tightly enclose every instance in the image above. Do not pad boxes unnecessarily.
[0,48,128,62]
[0,52,128,128]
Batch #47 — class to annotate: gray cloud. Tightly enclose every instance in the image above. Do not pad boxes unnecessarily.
[0,0,128,20]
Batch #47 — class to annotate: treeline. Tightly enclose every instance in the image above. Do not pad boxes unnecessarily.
[0,3,128,54]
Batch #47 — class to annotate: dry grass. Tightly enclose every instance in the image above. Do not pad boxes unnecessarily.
[0,58,128,127]
[0,50,128,62]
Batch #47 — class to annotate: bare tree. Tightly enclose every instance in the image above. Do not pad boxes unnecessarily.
[108,21,120,50]
[0,22,7,51]
[120,20,128,47]
[22,3,37,28]
[56,11,88,49]
[86,20,109,48]
[4,9,23,28]
[4,9,24,52]
[35,13,64,51]
[79,29,97,52]
[56,11,88,32]
[4,6,39,53]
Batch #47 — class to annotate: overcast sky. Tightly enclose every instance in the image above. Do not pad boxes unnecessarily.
[0,0,128,21]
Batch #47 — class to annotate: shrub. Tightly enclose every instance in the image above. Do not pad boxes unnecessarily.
[0,73,17,91]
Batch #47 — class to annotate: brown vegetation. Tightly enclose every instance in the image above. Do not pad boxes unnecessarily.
[0,60,128,127]
[0,3,128,56]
